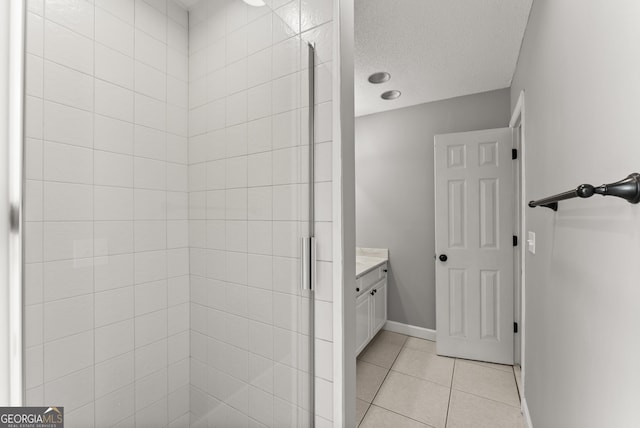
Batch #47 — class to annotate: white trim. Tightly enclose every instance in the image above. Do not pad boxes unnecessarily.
[333,0,356,426]
[8,0,25,407]
[521,396,534,428]
[509,90,526,402]
[0,0,25,406]
[0,0,11,406]
[383,321,436,342]
[509,90,525,128]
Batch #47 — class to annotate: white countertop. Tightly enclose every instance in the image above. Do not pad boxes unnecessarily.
[356,247,389,278]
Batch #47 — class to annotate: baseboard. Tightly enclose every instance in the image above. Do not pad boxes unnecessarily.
[382,320,436,341]
[521,396,533,428]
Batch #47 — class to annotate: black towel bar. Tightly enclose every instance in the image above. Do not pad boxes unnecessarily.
[528,173,640,211]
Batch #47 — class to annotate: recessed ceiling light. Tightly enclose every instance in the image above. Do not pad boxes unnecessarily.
[368,72,391,84]
[243,0,265,6]
[381,90,401,100]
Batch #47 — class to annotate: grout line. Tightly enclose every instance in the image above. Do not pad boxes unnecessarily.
[38,0,46,408]
[451,388,522,410]
[362,334,479,428]
[358,333,407,425]
[357,400,371,427]
[359,342,523,426]
[444,359,456,428]
[451,360,522,409]
[265,17,278,421]
[357,393,373,425]
[360,335,440,428]
[513,365,523,404]
[91,1,97,423]
[460,358,514,373]
[356,356,396,371]
[131,2,137,422]
[164,7,170,426]
[364,403,439,428]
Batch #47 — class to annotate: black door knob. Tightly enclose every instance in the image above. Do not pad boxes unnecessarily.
[439,254,448,262]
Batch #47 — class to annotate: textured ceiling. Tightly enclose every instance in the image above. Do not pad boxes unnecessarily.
[355,0,533,117]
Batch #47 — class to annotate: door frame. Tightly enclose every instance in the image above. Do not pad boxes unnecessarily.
[0,0,26,406]
[509,90,526,400]
[334,0,357,426]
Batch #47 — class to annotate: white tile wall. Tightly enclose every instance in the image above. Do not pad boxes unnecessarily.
[43,101,93,148]
[25,0,336,426]
[25,1,189,427]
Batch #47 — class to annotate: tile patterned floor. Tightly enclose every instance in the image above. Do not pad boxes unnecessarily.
[357,331,525,428]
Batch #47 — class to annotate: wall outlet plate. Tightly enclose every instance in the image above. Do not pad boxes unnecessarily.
[527,231,536,254]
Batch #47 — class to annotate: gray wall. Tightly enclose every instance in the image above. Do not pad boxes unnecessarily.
[355,89,510,330]
[512,1,640,426]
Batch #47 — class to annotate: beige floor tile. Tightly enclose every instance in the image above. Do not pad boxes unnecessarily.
[358,331,407,368]
[377,330,409,346]
[446,390,525,428]
[392,348,454,387]
[357,360,389,403]
[373,371,450,428]
[452,360,520,408]
[357,399,370,426]
[403,337,437,354]
[463,359,514,373]
[360,405,434,428]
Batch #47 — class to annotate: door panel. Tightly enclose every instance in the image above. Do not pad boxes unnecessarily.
[448,268,467,338]
[448,180,466,248]
[356,292,371,355]
[479,178,498,248]
[480,270,500,340]
[372,280,387,334]
[434,128,514,364]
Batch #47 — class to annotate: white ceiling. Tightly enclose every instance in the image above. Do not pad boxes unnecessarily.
[355,0,533,117]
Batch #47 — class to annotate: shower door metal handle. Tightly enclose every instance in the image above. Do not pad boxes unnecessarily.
[301,236,316,291]
[301,43,317,293]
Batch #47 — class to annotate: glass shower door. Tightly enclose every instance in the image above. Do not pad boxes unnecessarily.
[21,0,317,427]
[186,1,316,427]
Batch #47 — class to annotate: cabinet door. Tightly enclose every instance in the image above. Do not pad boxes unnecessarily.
[372,280,387,335]
[356,292,371,355]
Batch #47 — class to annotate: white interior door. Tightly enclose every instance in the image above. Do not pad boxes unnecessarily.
[434,128,514,364]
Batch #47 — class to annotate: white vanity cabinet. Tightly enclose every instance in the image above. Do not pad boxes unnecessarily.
[355,263,388,355]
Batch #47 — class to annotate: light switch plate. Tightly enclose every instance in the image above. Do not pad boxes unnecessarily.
[527,231,536,254]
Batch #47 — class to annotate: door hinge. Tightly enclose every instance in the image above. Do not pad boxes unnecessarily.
[513,235,518,247]
[514,322,519,333]
[512,149,518,160]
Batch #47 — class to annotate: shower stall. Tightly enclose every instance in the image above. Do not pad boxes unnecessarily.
[12,0,338,426]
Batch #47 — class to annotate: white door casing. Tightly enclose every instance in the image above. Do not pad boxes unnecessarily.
[434,128,514,364]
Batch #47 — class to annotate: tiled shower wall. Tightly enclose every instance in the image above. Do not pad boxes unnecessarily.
[23,0,338,426]
[23,0,190,426]
[186,0,335,426]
